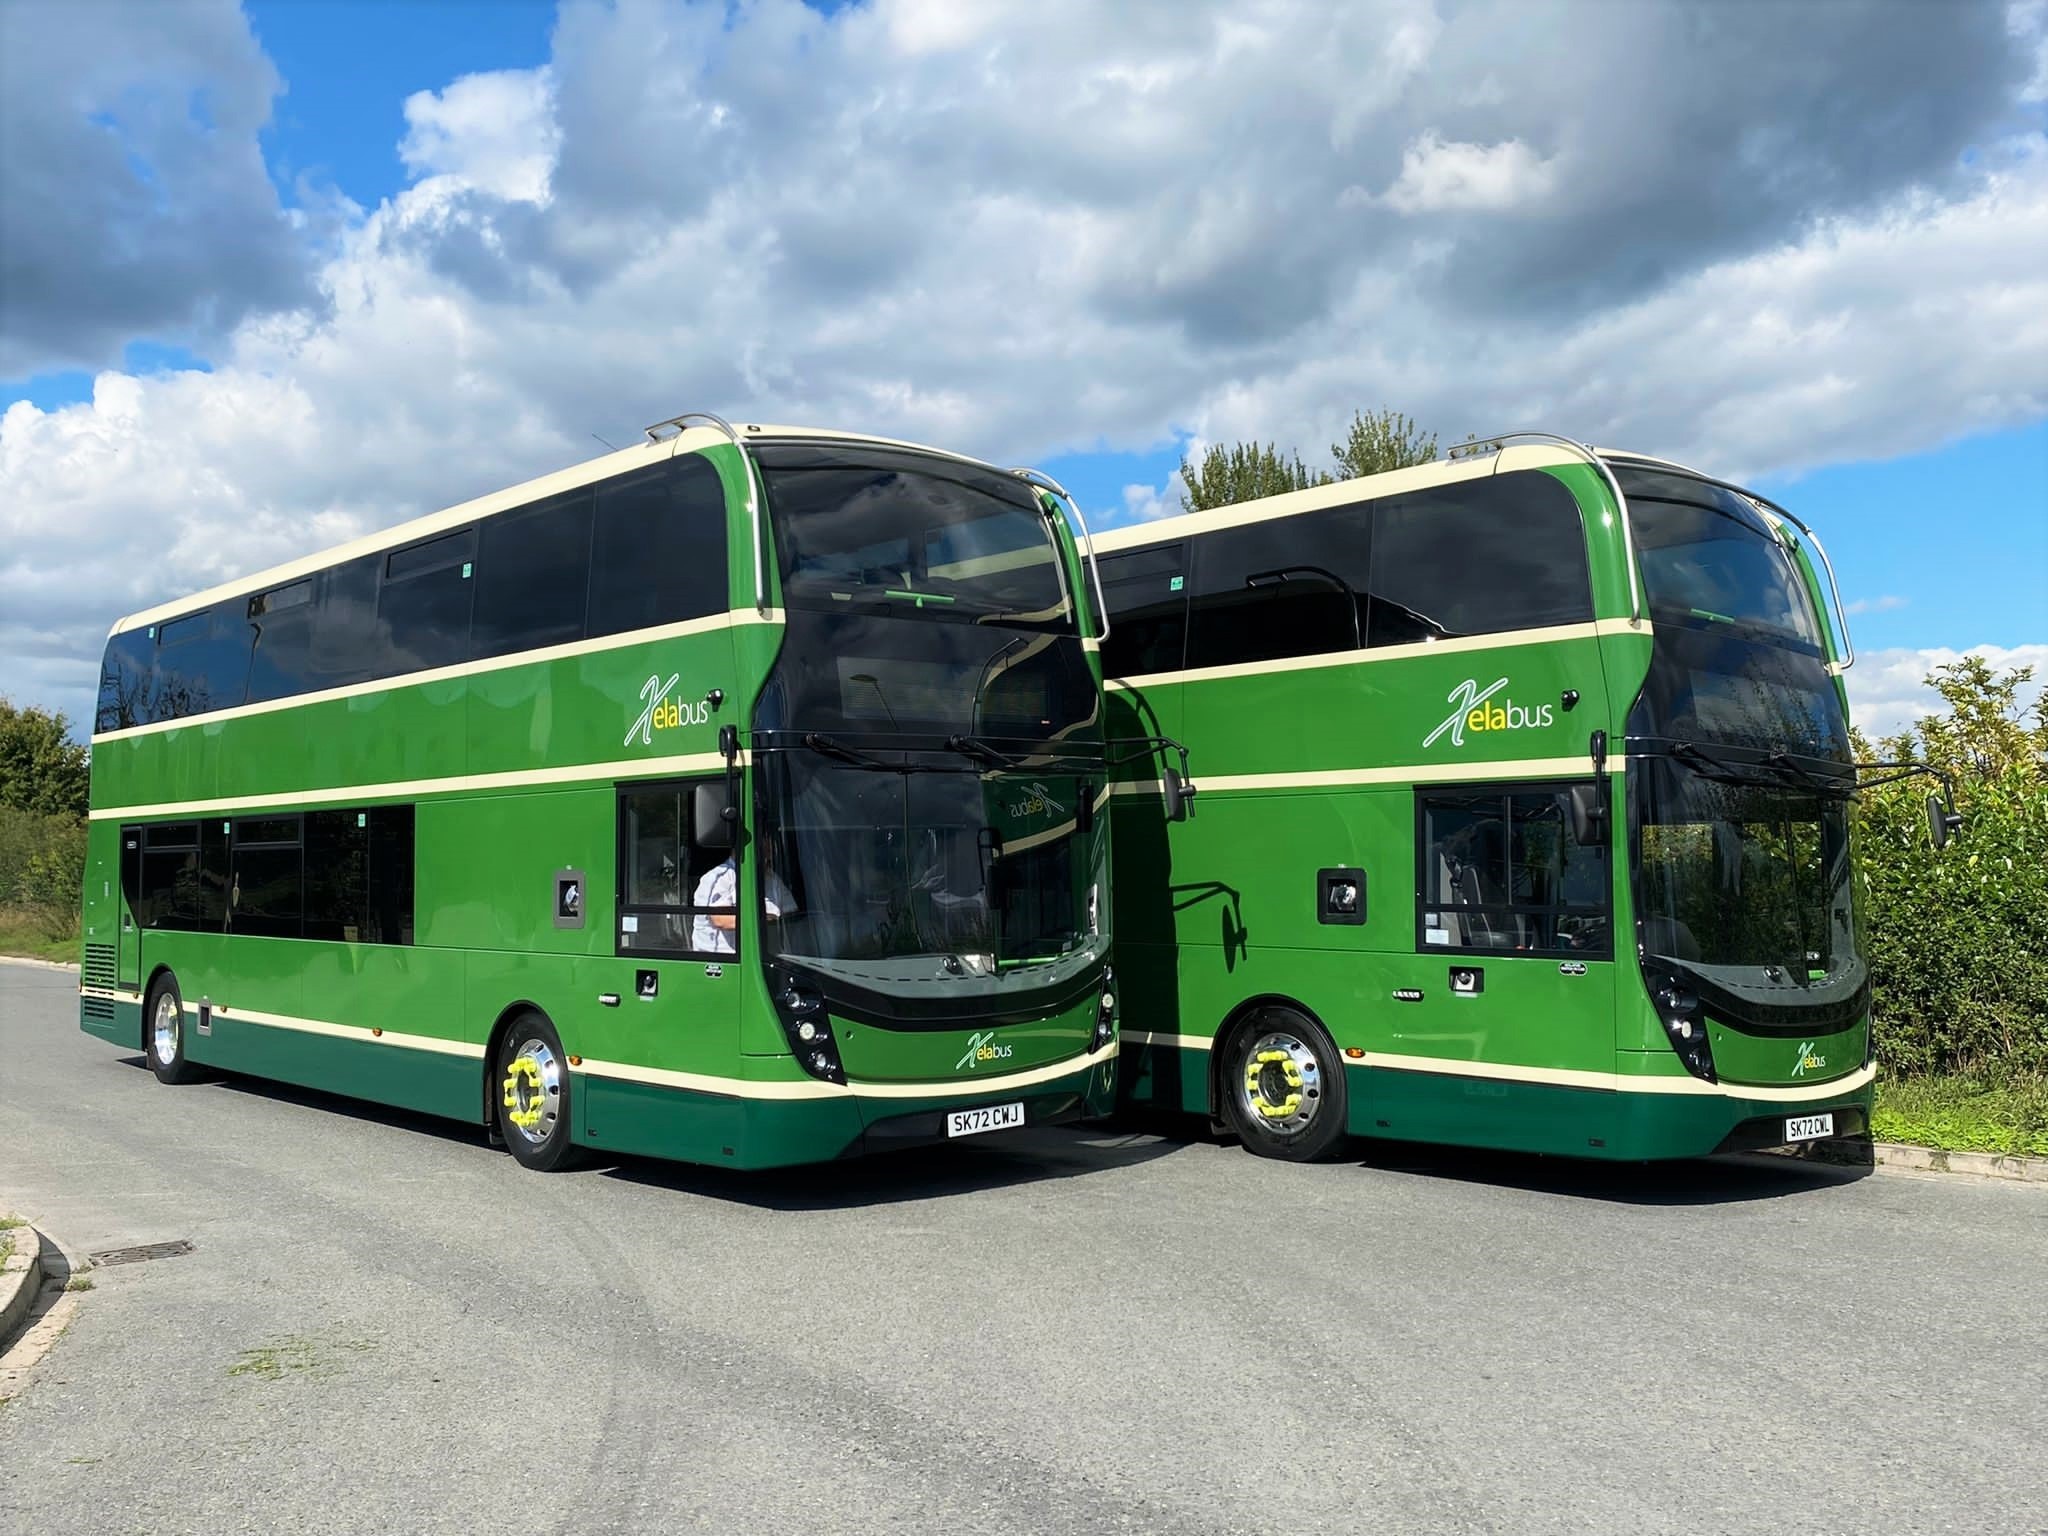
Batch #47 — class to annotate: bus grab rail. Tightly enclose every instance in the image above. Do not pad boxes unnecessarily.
[1009,467,1111,645]
[645,411,771,615]
[1596,452,1855,672]
[1460,431,1643,625]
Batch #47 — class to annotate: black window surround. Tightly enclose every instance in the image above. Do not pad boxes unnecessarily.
[615,779,740,960]
[96,454,730,732]
[122,806,415,945]
[1100,471,1595,678]
[1413,781,1611,960]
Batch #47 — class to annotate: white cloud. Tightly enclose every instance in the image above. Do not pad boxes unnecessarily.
[400,68,559,204]
[1375,131,1559,213]
[1,0,2043,732]
[1844,594,1910,615]
[1121,472,1190,522]
[1845,643,2048,739]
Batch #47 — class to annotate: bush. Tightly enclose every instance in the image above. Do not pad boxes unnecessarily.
[0,804,86,940]
[1855,660,2048,1077]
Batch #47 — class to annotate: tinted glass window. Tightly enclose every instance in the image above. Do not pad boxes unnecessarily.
[303,811,371,942]
[1098,546,1188,677]
[1368,473,1591,645]
[247,557,383,704]
[366,804,416,945]
[1622,472,1822,648]
[151,604,252,721]
[474,492,594,658]
[1186,506,1368,669]
[1418,785,1608,956]
[589,457,728,638]
[617,780,736,957]
[98,628,156,732]
[137,820,229,931]
[231,815,302,939]
[759,446,1065,626]
[379,529,476,672]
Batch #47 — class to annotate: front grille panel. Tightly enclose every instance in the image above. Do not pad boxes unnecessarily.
[81,996,116,1021]
[82,942,116,988]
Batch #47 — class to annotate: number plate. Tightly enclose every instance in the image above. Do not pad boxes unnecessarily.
[946,1102,1024,1138]
[1784,1113,1835,1143]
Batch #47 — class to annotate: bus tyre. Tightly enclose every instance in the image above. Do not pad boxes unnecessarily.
[1220,1008,1349,1163]
[494,1013,579,1172]
[145,973,203,1085]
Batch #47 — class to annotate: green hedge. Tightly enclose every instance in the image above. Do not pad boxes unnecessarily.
[1855,660,2048,1078]
[0,804,86,941]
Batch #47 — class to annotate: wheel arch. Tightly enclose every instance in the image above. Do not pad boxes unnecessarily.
[481,999,557,1126]
[1207,992,1335,1119]
[140,962,179,1051]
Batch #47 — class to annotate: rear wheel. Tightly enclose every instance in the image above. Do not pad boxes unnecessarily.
[145,972,203,1085]
[1219,1007,1349,1162]
[494,1013,578,1172]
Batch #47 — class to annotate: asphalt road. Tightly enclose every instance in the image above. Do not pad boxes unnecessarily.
[3,961,2044,1536]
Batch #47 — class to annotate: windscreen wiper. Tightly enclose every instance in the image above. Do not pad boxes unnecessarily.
[944,733,1020,769]
[799,732,953,773]
[1663,741,1849,797]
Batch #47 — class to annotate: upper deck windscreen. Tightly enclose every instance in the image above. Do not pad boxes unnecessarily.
[757,444,1070,629]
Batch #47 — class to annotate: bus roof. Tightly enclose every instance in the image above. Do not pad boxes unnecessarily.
[1087,442,1672,553]
[112,422,1016,635]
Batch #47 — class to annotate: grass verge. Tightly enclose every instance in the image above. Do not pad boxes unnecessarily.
[1873,1072,2048,1158]
[0,907,76,965]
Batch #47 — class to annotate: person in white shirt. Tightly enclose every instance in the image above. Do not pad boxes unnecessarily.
[692,846,798,954]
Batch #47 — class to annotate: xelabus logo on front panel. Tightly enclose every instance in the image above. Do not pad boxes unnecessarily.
[955,1030,1014,1071]
[625,672,710,747]
[1423,677,1555,748]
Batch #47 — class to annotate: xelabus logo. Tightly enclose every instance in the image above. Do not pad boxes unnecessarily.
[625,672,710,747]
[1423,677,1555,749]
[955,1030,1014,1071]
[1790,1042,1827,1078]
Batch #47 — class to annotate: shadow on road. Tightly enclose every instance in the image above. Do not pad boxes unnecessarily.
[156,1058,1191,1209]
[136,1056,1869,1209]
[1348,1135,1875,1205]
[594,1126,1190,1210]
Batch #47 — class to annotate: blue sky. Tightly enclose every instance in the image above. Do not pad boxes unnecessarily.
[1,0,2043,737]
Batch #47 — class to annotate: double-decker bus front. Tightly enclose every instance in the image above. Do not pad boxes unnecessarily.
[738,438,1118,1160]
[1609,461,1874,1157]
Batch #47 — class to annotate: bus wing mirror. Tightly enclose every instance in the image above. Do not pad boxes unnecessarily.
[1926,792,1961,851]
[1568,783,1607,846]
[1162,764,1189,823]
[694,782,736,850]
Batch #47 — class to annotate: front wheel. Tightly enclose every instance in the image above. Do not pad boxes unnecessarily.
[145,972,203,1085]
[494,1013,579,1172]
[1219,1008,1350,1162]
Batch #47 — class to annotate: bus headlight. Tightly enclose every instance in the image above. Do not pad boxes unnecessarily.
[1092,965,1118,1052]
[1651,973,1715,1083]
[769,967,845,1085]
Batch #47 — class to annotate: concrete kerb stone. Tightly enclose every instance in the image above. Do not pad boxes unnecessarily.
[0,956,80,973]
[1765,1138,2048,1184]
[0,1217,46,1352]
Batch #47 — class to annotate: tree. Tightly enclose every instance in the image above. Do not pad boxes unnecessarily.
[1329,407,1437,480]
[0,699,89,820]
[1177,441,1325,513]
[1178,406,1448,512]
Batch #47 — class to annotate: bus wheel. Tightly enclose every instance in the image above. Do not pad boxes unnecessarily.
[1220,1008,1349,1162]
[494,1013,578,1172]
[145,972,203,1085]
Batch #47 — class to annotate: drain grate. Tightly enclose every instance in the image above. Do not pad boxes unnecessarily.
[88,1239,196,1267]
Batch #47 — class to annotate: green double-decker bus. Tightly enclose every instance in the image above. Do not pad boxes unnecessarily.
[78,416,1119,1171]
[1095,433,1905,1163]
